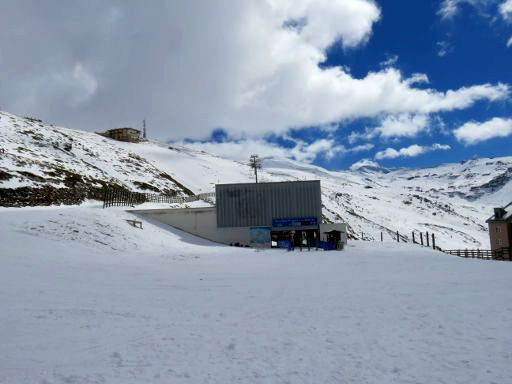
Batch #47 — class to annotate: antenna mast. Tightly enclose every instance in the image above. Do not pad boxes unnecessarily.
[249,154,262,183]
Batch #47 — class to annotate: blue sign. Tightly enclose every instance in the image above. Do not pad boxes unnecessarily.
[272,217,318,228]
[250,227,271,245]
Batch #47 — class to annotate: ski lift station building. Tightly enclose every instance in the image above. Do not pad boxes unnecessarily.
[133,180,347,248]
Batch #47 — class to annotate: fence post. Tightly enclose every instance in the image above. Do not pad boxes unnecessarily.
[465,249,468,258]
[426,232,430,247]
[381,232,383,242]
[432,233,436,250]
[396,231,399,243]
[420,232,424,246]
[412,232,415,244]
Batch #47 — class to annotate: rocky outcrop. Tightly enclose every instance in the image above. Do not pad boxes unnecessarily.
[0,185,105,207]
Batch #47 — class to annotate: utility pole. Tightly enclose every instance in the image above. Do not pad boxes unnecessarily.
[249,154,262,183]
[143,119,147,139]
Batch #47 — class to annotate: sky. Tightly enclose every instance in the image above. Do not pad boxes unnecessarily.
[0,0,511,170]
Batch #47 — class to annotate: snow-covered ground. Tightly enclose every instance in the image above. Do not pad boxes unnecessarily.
[1,205,511,383]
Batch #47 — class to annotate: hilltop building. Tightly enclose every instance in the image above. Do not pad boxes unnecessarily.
[132,180,347,249]
[486,202,512,250]
[96,127,141,143]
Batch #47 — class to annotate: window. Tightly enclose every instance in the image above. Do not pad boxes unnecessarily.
[496,226,502,233]
[497,238,503,246]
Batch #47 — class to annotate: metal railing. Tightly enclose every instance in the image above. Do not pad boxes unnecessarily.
[102,189,215,208]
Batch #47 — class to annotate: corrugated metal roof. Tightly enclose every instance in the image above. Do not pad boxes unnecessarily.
[216,180,322,228]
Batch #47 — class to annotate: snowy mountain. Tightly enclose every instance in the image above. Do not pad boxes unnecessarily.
[1,110,511,248]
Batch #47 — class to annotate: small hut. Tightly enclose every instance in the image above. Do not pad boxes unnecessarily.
[96,127,141,143]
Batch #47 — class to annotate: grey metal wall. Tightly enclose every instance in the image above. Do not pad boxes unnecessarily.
[216,180,322,228]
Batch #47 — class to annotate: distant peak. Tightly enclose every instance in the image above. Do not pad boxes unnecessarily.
[350,159,390,174]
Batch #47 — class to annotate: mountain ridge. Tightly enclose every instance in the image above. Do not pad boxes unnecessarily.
[1,110,511,248]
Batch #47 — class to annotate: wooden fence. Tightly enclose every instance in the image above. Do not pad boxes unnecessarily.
[442,247,511,261]
[102,189,215,208]
[366,230,438,250]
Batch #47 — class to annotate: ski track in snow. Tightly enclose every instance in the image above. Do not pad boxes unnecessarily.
[1,205,512,383]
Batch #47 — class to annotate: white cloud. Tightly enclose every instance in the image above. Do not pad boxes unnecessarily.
[438,0,512,21]
[347,128,373,144]
[375,143,451,160]
[500,0,512,21]
[439,0,462,19]
[431,143,452,150]
[439,1,512,47]
[0,1,509,140]
[404,73,430,86]
[177,133,375,164]
[379,54,398,67]
[350,158,380,170]
[438,0,490,20]
[302,139,345,161]
[375,113,430,138]
[16,63,98,111]
[507,36,512,46]
[454,117,512,144]
[347,112,444,143]
[271,0,381,50]
[350,143,375,152]
[68,64,98,105]
[437,41,453,57]
[178,137,346,163]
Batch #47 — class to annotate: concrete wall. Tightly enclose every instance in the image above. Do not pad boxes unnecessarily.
[131,207,252,246]
[131,206,348,249]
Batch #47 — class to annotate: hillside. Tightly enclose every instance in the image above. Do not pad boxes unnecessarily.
[2,110,512,248]
[0,112,193,204]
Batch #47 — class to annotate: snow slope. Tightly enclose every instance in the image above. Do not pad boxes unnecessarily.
[0,112,188,194]
[2,110,512,248]
[1,205,512,384]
